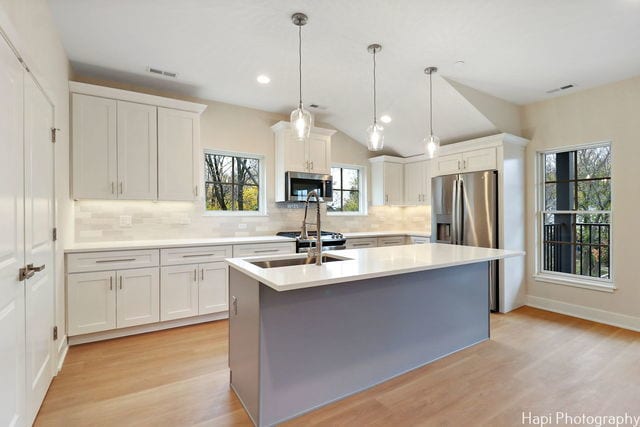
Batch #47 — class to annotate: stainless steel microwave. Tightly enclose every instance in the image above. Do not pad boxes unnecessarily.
[285,171,333,202]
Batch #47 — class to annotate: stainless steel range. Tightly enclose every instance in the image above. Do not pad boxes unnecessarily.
[276,231,346,253]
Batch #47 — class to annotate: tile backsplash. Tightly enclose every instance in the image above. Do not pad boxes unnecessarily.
[74,200,430,242]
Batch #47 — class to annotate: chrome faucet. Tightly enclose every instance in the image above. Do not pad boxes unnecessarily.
[300,190,323,265]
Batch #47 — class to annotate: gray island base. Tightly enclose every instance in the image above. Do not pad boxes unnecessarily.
[229,262,490,426]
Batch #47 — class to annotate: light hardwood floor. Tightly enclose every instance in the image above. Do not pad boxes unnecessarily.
[35,307,640,426]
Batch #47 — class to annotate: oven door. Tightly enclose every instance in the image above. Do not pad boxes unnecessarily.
[285,172,333,202]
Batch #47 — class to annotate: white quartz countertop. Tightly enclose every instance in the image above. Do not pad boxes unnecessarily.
[226,243,524,291]
[342,231,430,238]
[64,236,295,253]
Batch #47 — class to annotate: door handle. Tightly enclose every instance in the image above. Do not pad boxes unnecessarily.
[27,263,45,272]
[232,296,238,315]
[451,179,458,245]
[19,267,34,281]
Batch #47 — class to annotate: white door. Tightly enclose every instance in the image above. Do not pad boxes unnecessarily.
[384,162,404,205]
[404,161,424,205]
[23,74,56,424]
[116,267,159,328]
[282,133,308,172]
[160,265,199,321]
[67,271,116,336]
[117,101,157,200]
[198,262,228,315]
[72,94,117,199]
[0,38,26,427]
[307,135,330,174]
[435,153,462,176]
[157,108,198,201]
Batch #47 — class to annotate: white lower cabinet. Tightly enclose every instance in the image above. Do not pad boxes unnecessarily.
[67,267,160,335]
[377,236,406,247]
[198,262,228,315]
[160,261,229,321]
[160,264,199,321]
[345,238,378,249]
[67,271,117,336]
[116,267,160,328]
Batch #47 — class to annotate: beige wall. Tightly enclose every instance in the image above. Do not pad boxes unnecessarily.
[0,0,72,356]
[71,76,430,241]
[522,75,640,325]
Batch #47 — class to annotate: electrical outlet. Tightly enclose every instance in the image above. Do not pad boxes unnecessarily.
[119,215,132,228]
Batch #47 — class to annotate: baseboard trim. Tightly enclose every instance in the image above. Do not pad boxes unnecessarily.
[526,295,640,332]
[68,311,229,346]
[56,335,68,373]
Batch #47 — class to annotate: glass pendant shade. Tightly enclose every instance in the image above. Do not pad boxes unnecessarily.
[290,106,312,141]
[367,122,384,151]
[424,134,440,159]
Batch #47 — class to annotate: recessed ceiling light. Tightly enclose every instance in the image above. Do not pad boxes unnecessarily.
[380,115,392,124]
[256,74,271,84]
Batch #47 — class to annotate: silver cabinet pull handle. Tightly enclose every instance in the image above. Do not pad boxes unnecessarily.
[194,185,198,197]
[254,249,279,254]
[111,182,115,194]
[95,258,136,263]
[194,269,197,282]
[110,276,113,291]
[311,161,314,170]
[232,296,238,315]
[352,243,370,247]
[182,254,214,258]
[201,268,204,281]
[119,275,123,290]
[119,182,123,194]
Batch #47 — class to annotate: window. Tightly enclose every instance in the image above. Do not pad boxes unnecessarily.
[204,151,265,214]
[538,143,612,288]
[328,165,366,215]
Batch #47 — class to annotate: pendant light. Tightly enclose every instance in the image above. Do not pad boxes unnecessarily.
[290,12,312,141]
[366,44,384,151]
[423,66,440,159]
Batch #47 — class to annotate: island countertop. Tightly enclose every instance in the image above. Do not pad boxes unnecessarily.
[226,243,524,292]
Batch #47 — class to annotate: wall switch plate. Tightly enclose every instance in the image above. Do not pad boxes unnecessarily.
[119,215,132,228]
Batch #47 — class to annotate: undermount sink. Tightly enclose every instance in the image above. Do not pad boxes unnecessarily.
[249,255,349,269]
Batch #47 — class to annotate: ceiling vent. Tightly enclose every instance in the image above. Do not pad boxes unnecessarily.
[546,84,575,94]
[147,67,178,78]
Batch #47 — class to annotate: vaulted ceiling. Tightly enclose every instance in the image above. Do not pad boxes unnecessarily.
[50,0,640,156]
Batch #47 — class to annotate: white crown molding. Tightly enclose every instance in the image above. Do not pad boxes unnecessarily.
[69,81,208,114]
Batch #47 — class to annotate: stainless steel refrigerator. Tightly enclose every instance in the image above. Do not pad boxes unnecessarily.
[431,170,499,311]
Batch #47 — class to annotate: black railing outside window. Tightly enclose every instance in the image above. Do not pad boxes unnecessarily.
[541,145,611,280]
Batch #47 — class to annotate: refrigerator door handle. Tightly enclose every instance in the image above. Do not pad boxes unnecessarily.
[451,179,458,244]
[457,178,464,245]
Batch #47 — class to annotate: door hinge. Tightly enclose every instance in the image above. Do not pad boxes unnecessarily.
[53,326,58,340]
[52,227,57,241]
[51,128,60,143]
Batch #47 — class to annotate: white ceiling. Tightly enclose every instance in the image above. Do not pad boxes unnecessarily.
[50,0,640,156]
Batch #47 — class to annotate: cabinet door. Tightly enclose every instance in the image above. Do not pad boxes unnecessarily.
[67,271,116,336]
[434,153,462,177]
[282,133,308,172]
[117,101,157,200]
[307,135,331,174]
[158,108,198,201]
[404,162,424,205]
[116,267,159,328]
[72,94,117,199]
[462,147,497,172]
[198,262,228,315]
[384,162,404,205]
[160,265,199,321]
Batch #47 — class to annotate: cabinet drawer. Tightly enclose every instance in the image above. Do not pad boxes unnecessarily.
[409,236,430,244]
[377,236,406,247]
[232,242,295,257]
[67,249,159,273]
[345,238,378,249]
[161,245,232,266]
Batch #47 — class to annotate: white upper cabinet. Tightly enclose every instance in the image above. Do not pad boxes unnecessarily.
[70,82,206,201]
[157,107,200,201]
[433,147,497,176]
[370,157,404,206]
[117,101,158,200]
[72,94,117,199]
[404,160,431,206]
[272,121,336,201]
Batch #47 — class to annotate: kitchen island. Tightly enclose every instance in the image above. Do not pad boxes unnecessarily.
[226,243,523,426]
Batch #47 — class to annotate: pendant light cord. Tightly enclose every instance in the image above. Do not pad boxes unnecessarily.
[429,71,433,136]
[298,25,303,109]
[373,49,377,124]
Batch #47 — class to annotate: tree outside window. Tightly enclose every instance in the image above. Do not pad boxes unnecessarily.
[204,152,261,212]
[541,144,611,280]
[328,167,362,213]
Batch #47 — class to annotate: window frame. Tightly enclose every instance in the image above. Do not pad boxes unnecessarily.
[202,149,267,217]
[327,163,368,216]
[534,141,615,292]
